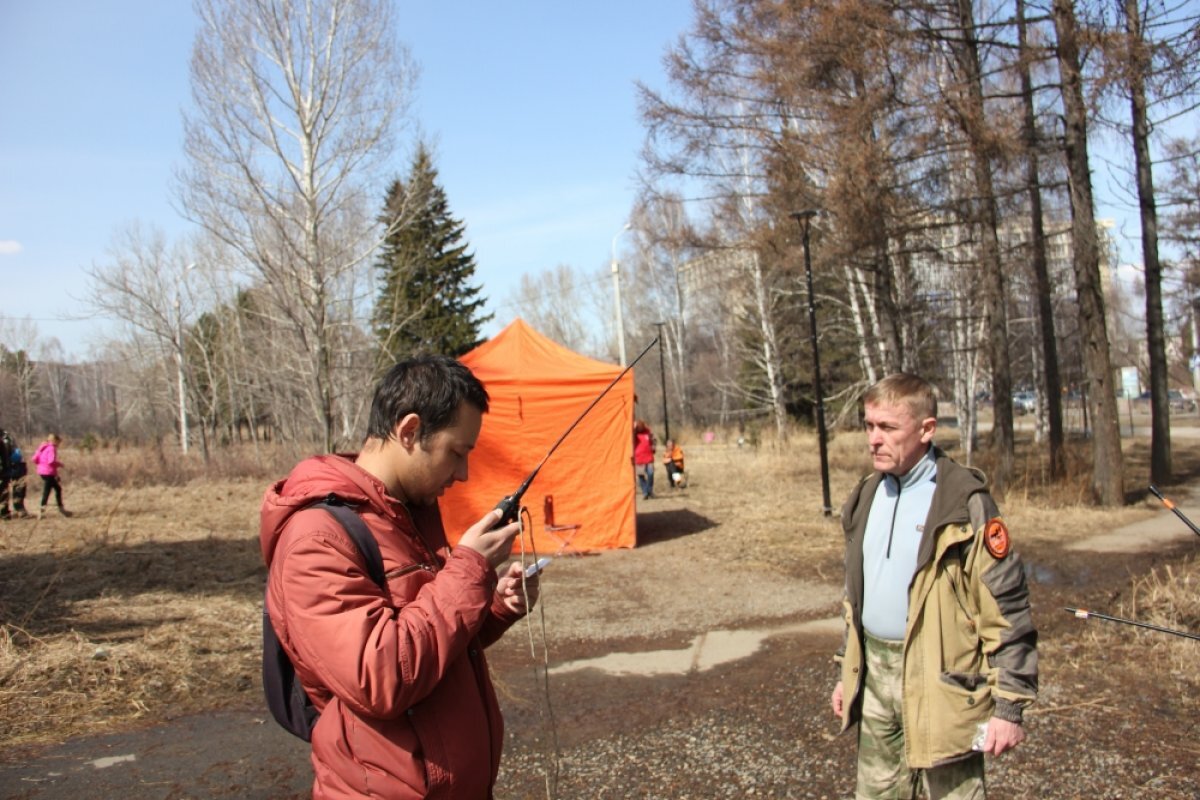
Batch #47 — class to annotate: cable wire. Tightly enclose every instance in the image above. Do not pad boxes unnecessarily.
[517,505,561,799]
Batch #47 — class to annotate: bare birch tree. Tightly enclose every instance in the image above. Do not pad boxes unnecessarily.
[0,318,41,435]
[506,265,607,356]
[1161,135,1200,262]
[177,0,415,451]
[84,224,201,451]
[629,191,699,428]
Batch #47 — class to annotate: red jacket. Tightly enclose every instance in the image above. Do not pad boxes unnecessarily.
[633,430,655,466]
[260,454,522,799]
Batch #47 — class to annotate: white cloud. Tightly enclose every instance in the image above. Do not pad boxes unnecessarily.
[0,241,22,255]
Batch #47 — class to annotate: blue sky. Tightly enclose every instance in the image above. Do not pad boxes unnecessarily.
[0,1,1176,360]
[0,1,694,358]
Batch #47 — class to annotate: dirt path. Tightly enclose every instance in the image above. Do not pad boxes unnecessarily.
[1067,483,1200,553]
[0,709,311,799]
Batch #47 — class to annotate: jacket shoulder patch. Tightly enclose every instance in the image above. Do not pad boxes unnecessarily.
[984,518,1010,559]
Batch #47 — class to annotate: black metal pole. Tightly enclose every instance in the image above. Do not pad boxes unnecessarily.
[793,210,832,516]
[654,322,670,442]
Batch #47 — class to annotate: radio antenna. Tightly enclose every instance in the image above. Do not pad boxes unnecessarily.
[495,338,658,524]
[1148,484,1200,537]
[1065,607,1200,641]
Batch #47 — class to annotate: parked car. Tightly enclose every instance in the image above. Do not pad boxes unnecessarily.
[1169,390,1196,413]
[1012,391,1037,415]
[1132,389,1197,413]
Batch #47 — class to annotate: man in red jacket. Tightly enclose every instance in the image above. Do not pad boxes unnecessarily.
[261,355,537,799]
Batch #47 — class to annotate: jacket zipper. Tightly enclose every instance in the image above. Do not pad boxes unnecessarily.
[386,563,435,580]
[886,477,901,558]
[393,504,444,569]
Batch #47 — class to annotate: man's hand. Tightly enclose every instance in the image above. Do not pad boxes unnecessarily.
[831,681,844,718]
[982,717,1025,756]
[457,509,520,569]
[495,561,539,615]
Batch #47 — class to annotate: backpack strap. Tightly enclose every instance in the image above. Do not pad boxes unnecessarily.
[313,495,386,587]
[262,494,386,742]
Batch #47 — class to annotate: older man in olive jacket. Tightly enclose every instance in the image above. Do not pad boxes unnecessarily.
[831,374,1038,800]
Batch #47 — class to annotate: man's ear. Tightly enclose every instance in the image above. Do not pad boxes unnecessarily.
[919,416,938,444]
[394,413,422,449]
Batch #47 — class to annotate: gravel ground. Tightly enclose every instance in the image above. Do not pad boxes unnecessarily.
[479,485,1200,800]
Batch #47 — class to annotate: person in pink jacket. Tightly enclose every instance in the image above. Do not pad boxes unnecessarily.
[261,355,538,799]
[31,433,70,517]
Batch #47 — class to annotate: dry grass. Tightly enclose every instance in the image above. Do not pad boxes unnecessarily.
[2,433,1199,752]
[69,441,311,487]
[1121,556,1200,678]
[0,474,265,748]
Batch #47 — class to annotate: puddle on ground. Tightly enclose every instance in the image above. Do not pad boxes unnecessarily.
[550,616,842,678]
[1026,562,1058,585]
[1025,561,1092,587]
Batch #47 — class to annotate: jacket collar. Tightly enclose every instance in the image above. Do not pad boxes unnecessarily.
[913,448,987,571]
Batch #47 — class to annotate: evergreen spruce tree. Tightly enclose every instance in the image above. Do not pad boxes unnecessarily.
[372,144,492,366]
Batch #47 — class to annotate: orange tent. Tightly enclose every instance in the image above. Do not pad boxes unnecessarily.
[440,319,637,554]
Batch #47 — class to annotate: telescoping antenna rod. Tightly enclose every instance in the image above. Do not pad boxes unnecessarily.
[1148,484,1200,538]
[1064,607,1200,642]
[494,337,659,525]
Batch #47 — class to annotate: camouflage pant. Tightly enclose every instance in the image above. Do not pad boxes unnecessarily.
[856,633,986,800]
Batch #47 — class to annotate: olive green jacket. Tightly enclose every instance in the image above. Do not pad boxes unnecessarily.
[836,448,1038,768]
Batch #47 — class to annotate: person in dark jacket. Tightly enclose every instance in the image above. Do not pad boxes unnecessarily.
[0,429,11,520]
[831,373,1037,800]
[8,444,29,517]
[261,355,538,799]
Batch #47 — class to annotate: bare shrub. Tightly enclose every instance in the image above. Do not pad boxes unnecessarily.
[68,442,319,488]
[1123,556,1200,678]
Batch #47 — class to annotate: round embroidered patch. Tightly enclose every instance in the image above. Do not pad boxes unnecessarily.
[984,518,1010,559]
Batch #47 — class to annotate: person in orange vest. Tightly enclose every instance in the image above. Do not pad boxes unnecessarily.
[662,439,686,488]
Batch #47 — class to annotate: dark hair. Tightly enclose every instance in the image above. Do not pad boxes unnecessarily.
[366,355,489,443]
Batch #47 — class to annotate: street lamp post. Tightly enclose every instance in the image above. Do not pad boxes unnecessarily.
[611,223,631,366]
[176,263,196,454]
[654,321,669,441]
[791,210,832,516]
[1191,291,1200,396]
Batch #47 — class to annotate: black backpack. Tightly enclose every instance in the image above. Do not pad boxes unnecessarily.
[262,497,386,742]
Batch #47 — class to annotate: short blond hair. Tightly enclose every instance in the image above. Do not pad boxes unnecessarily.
[864,373,937,421]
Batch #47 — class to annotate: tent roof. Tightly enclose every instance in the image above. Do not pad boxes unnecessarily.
[462,318,618,383]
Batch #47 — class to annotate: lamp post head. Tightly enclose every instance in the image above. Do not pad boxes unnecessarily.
[790,209,819,223]
[612,222,632,263]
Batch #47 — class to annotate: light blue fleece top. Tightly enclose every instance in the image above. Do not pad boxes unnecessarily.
[861,448,938,641]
